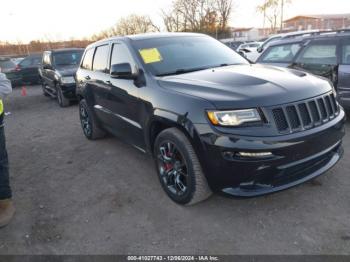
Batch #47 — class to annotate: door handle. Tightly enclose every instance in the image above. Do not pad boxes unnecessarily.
[85,75,91,80]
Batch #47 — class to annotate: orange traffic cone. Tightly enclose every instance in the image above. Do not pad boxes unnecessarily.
[21,86,27,97]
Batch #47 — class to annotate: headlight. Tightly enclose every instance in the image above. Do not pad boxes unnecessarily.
[207,109,261,126]
[61,76,75,84]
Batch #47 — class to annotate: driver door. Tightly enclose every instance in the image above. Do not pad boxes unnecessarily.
[103,42,144,149]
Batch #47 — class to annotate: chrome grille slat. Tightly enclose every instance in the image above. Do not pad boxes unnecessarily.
[271,92,339,134]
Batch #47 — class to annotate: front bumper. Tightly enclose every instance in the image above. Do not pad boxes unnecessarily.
[61,83,77,100]
[195,110,346,197]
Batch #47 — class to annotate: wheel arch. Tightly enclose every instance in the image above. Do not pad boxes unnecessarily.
[145,109,207,164]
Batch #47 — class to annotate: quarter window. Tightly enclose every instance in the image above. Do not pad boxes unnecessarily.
[296,42,337,65]
[261,43,301,63]
[81,48,95,70]
[93,45,109,72]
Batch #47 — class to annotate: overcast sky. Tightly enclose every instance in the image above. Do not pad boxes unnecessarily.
[1,0,349,43]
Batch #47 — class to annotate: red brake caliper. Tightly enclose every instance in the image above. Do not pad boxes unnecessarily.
[164,152,173,172]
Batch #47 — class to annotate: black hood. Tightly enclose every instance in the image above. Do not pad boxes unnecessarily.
[55,65,79,77]
[158,64,332,109]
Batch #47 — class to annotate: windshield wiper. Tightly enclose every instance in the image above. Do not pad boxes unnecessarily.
[156,66,211,77]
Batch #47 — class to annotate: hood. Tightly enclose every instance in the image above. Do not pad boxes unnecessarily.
[158,64,332,109]
[55,65,79,77]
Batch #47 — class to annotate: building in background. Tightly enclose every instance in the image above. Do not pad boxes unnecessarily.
[229,27,271,41]
[283,14,350,32]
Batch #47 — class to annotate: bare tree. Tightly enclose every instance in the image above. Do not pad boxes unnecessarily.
[257,0,292,32]
[214,0,232,30]
[161,0,233,38]
[257,0,280,33]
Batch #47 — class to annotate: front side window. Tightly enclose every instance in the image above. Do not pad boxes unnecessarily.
[81,48,95,70]
[296,42,337,65]
[92,45,109,72]
[260,43,301,63]
[131,36,248,76]
[110,43,135,67]
[53,50,83,67]
[342,42,350,65]
[43,53,51,66]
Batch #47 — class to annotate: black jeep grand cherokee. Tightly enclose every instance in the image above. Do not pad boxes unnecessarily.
[76,33,345,205]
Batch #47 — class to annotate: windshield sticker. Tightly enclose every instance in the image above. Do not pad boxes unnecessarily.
[139,48,163,64]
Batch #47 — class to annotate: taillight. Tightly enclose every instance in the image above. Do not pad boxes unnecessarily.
[15,65,21,71]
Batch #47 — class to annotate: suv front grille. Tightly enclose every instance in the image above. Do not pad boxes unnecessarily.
[271,92,339,134]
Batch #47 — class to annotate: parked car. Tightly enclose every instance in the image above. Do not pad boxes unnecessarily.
[237,42,263,62]
[0,57,16,74]
[256,30,350,109]
[222,41,245,51]
[12,57,25,65]
[6,53,42,86]
[256,30,325,55]
[40,48,84,107]
[76,33,345,205]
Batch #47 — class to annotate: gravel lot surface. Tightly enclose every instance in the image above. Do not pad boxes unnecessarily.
[0,85,349,255]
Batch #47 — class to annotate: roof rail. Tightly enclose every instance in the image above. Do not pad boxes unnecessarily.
[281,29,350,40]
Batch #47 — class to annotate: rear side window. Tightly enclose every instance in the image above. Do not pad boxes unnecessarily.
[81,48,95,70]
[296,42,337,65]
[260,43,301,63]
[93,45,109,72]
[342,42,350,65]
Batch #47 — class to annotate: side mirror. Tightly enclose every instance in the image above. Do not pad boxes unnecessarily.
[238,51,246,58]
[43,64,52,70]
[110,63,137,79]
[257,46,263,53]
[241,48,251,53]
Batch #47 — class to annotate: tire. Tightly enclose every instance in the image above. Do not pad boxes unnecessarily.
[79,99,106,140]
[154,127,212,205]
[56,85,70,107]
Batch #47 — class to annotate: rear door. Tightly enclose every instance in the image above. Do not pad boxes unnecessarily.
[88,44,113,125]
[338,38,350,104]
[292,39,340,85]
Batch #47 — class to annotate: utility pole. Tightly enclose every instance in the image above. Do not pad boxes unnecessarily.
[280,0,284,31]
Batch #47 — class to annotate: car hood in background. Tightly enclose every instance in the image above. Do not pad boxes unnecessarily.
[158,64,332,109]
[56,65,79,77]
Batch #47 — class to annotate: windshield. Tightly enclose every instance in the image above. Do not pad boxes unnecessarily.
[131,36,248,76]
[53,51,83,66]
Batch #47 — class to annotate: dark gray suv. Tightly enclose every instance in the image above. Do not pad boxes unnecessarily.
[257,30,350,110]
[75,33,345,205]
[40,48,84,107]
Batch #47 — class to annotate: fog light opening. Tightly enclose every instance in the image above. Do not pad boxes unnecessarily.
[237,152,273,158]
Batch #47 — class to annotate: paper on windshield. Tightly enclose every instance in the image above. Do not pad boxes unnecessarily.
[139,48,163,64]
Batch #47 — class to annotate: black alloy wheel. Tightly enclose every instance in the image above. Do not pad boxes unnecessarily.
[157,141,189,196]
